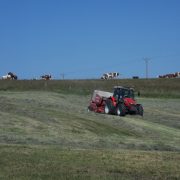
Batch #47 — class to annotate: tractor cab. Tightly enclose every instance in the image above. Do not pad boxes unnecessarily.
[113,86,135,101]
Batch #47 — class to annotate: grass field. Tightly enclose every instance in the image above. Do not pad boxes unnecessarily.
[0,86,180,179]
[0,78,180,98]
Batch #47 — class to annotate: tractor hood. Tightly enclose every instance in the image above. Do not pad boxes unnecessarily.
[123,98,136,106]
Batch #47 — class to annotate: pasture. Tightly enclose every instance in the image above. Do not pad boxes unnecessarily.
[0,78,180,98]
[0,79,180,179]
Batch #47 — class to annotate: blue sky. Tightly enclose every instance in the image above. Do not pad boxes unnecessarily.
[0,0,180,79]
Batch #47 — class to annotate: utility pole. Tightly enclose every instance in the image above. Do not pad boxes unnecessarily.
[143,57,150,79]
[60,73,65,80]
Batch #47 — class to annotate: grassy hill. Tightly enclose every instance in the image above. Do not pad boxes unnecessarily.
[0,87,180,179]
[0,78,180,98]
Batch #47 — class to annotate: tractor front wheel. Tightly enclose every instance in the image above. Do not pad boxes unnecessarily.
[105,99,114,114]
[116,104,126,116]
[137,104,143,116]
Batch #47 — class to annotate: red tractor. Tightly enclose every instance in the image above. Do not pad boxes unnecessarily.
[88,86,143,116]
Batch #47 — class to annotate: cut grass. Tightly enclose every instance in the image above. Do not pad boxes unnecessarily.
[0,145,180,180]
[0,91,179,150]
[0,91,180,179]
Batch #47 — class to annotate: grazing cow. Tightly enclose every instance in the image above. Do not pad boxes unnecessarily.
[2,72,18,80]
[132,76,139,79]
[2,74,11,80]
[158,72,180,78]
[40,74,52,80]
[8,72,18,80]
[175,72,180,78]
[101,72,119,80]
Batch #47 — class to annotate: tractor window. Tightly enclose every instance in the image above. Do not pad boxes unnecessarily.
[124,90,129,97]
[113,88,135,99]
[129,90,134,99]
[124,89,134,98]
[113,88,123,100]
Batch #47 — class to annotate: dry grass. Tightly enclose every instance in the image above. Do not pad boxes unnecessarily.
[0,91,179,150]
[0,90,180,179]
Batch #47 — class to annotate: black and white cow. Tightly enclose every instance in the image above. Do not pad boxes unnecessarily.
[8,72,18,80]
[2,72,18,80]
[40,74,52,80]
[101,72,119,80]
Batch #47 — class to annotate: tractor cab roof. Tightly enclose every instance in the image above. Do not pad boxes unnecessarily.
[113,86,135,99]
[113,86,134,91]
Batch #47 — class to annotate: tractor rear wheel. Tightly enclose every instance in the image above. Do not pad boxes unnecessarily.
[116,104,126,116]
[137,104,143,116]
[105,99,114,114]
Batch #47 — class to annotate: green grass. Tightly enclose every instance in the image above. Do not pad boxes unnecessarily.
[0,90,180,179]
[0,78,180,98]
[0,145,180,180]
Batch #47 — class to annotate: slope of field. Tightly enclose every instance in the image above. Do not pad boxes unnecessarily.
[0,91,180,150]
[0,90,180,179]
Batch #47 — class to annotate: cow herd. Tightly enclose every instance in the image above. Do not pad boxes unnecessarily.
[1,72,120,80]
[158,72,180,78]
[1,71,180,80]
[1,73,52,80]
[101,72,119,80]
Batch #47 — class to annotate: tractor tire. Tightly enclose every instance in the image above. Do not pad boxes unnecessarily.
[137,104,143,116]
[105,99,114,114]
[116,104,126,116]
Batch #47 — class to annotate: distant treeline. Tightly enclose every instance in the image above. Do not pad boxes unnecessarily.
[0,78,180,98]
